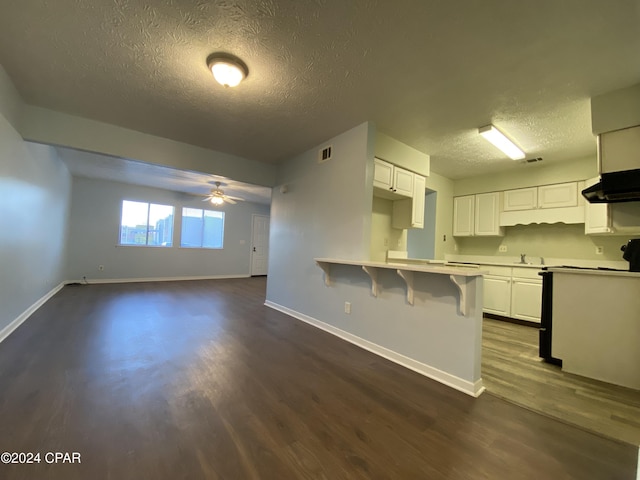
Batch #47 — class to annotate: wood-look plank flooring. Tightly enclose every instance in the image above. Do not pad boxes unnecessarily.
[0,278,637,479]
[482,317,640,446]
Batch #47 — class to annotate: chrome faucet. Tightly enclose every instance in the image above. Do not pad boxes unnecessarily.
[520,253,527,264]
[540,256,545,265]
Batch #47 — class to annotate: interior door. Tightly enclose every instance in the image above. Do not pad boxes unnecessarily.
[251,214,270,276]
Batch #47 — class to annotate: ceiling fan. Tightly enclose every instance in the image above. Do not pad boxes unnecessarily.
[202,182,244,205]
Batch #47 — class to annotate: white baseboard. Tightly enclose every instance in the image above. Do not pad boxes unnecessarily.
[0,282,65,344]
[71,274,251,284]
[264,300,485,398]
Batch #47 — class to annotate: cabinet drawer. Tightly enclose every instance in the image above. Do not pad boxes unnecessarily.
[511,267,542,280]
[483,265,512,277]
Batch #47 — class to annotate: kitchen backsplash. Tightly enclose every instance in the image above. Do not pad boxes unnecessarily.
[453,223,635,263]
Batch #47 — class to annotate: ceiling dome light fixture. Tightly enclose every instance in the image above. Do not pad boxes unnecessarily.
[206,53,248,88]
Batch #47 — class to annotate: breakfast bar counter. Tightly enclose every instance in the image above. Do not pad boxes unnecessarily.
[309,258,487,396]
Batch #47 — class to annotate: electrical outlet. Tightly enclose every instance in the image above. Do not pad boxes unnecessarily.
[499,245,508,253]
[383,238,389,247]
[344,302,351,314]
[98,265,104,271]
[595,246,603,255]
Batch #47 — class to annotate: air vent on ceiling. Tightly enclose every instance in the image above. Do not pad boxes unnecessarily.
[318,145,333,163]
[522,157,543,164]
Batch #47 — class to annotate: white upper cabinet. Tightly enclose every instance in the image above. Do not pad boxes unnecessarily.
[373,158,394,190]
[373,158,413,199]
[599,125,640,174]
[453,195,475,236]
[584,176,613,234]
[392,173,426,229]
[504,183,578,211]
[393,167,415,197]
[500,181,584,226]
[454,192,503,237]
[474,192,504,236]
[538,182,578,209]
[503,187,537,211]
[411,174,426,228]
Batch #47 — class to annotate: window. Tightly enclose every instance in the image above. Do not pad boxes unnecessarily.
[119,200,174,246]
[181,208,224,249]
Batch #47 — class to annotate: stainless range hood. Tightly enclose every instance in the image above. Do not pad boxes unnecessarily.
[582,168,640,203]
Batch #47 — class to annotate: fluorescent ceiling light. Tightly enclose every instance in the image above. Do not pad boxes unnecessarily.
[478,125,525,160]
[207,53,248,88]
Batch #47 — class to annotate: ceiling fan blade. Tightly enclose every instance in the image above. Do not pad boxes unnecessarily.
[224,197,237,204]
[226,195,244,201]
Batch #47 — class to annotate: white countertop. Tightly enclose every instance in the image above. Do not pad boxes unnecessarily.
[444,254,629,270]
[545,267,640,278]
[315,258,487,277]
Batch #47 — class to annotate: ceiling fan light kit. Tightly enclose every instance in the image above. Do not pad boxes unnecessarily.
[206,53,248,88]
[478,124,525,160]
[202,181,243,205]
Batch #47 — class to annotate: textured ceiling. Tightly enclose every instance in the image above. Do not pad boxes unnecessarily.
[1,0,639,180]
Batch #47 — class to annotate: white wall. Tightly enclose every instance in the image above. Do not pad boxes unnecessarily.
[266,123,483,391]
[266,121,374,310]
[0,67,71,334]
[66,177,269,281]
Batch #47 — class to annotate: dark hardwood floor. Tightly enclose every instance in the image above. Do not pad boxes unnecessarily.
[0,278,637,479]
[482,317,640,446]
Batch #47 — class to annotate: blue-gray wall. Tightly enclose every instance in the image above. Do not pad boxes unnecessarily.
[65,176,270,281]
[0,67,72,336]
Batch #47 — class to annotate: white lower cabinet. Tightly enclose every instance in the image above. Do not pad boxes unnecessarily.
[482,265,542,323]
[483,275,512,316]
[510,278,543,322]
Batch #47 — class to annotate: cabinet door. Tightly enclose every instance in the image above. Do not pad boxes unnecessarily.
[474,192,504,236]
[600,125,640,174]
[411,174,426,228]
[393,167,414,198]
[503,187,537,211]
[584,177,612,234]
[510,279,542,323]
[453,195,474,236]
[538,182,578,209]
[483,275,511,316]
[373,158,394,190]
[391,174,426,229]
